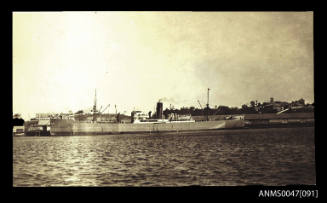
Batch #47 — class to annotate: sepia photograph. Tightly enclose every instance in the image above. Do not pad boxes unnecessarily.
[12,11,315,189]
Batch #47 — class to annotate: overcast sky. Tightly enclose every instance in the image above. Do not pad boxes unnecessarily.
[13,11,313,119]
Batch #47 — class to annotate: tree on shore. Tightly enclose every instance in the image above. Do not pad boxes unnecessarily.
[161,98,313,117]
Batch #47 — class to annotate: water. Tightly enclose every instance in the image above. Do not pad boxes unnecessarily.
[13,127,316,186]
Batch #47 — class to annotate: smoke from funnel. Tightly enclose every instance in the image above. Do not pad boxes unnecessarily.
[158,97,178,104]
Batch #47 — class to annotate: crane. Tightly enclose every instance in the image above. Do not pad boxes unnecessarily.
[101,104,110,114]
[197,100,206,121]
[197,100,203,109]
[96,104,110,122]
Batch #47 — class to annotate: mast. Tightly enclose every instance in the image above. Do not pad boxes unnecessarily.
[206,88,210,121]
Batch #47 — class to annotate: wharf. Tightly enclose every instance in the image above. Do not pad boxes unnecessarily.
[193,112,314,128]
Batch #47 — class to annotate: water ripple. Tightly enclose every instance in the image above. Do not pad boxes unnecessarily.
[13,127,315,186]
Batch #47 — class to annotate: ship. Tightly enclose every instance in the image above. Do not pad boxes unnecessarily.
[49,89,245,136]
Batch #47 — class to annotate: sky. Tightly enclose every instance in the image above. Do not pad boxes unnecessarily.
[13,11,314,120]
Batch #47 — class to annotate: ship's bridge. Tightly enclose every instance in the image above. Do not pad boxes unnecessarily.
[131,111,149,123]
